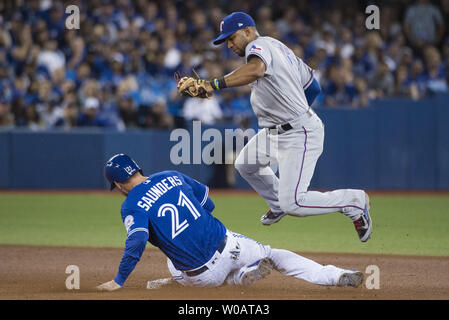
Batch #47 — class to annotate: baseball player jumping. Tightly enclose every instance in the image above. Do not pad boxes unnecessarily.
[176,12,372,242]
[96,153,364,291]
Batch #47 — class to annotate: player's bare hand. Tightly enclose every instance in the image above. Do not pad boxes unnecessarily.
[96,280,121,292]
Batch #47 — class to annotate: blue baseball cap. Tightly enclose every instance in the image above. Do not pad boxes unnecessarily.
[213,12,256,45]
[104,153,143,190]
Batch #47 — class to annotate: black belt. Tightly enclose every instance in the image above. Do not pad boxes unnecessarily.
[268,108,315,133]
[268,123,293,132]
[184,236,227,277]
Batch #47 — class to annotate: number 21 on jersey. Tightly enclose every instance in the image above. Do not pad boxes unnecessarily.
[157,190,201,239]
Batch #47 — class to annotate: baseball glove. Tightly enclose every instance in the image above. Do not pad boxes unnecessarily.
[174,71,212,98]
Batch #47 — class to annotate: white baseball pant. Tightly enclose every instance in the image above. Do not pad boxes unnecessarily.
[167,230,348,287]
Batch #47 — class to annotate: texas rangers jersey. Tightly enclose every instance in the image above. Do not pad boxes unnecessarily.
[120,171,226,271]
[245,36,314,127]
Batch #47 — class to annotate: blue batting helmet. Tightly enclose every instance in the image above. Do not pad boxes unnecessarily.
[104,153,143,190]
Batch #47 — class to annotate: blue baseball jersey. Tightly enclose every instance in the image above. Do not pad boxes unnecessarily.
[113,170,226,286]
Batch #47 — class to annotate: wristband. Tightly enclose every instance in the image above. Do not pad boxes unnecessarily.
[210,77,227,90]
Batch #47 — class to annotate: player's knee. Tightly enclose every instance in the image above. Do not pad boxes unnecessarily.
[234,159,244,173]
[279,198,308,217]
[279,198,294,215]
[234,157,258,175]
[294,207,309,217]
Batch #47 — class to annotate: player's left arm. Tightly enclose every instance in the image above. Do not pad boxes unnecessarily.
[297,56,321,106]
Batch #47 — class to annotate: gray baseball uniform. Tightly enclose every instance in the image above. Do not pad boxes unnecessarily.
[235,36,367,221]
[245,36,312,127]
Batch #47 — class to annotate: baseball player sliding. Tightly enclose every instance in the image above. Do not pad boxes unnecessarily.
[96,153,363,291]
[176,12,372,242]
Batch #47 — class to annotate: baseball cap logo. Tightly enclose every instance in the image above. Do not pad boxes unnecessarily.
[213,12,256,45]
[124,166,136,175]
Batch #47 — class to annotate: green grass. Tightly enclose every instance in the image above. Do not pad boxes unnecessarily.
[0,193,126,247]
[215,194,449,257]
[0,193,448,256]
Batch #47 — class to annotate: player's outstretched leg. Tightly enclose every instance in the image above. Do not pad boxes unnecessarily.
[274,117,373,242]
[282,189,373,242]
[268,248,363,287]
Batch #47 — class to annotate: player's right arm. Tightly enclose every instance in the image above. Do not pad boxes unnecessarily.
[113,229,148,286]
[97,209,149,291]
[208,39,272,93]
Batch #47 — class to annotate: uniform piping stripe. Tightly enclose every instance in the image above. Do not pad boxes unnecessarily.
[293,126,308,205]
[303,69,314,89]
[200,186,209,206]
[294,127,364,211]
[128,227,149,237]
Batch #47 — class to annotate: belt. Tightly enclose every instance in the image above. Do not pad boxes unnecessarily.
[268,108,315,133]
[184,235,227,277]
[269,123,292,132]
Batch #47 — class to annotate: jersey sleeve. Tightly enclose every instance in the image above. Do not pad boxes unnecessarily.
[121,206,150,237]
[113,208,150,286]
[246,39,273,76]
[179,173,215,212]
[114,230,148,286]
[296,56,314,90]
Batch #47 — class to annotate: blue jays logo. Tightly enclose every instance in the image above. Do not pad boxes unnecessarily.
[124,166,136,175]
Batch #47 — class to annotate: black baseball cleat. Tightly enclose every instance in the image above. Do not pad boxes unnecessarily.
[260,209,287,226]
[353,193,372,242]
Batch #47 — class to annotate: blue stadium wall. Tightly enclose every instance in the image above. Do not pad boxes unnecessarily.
[0,93,448,190]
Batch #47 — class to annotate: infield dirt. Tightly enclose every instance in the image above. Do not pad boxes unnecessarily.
[0,245,448,300]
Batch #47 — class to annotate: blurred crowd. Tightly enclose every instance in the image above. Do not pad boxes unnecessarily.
[0,0,448,131]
